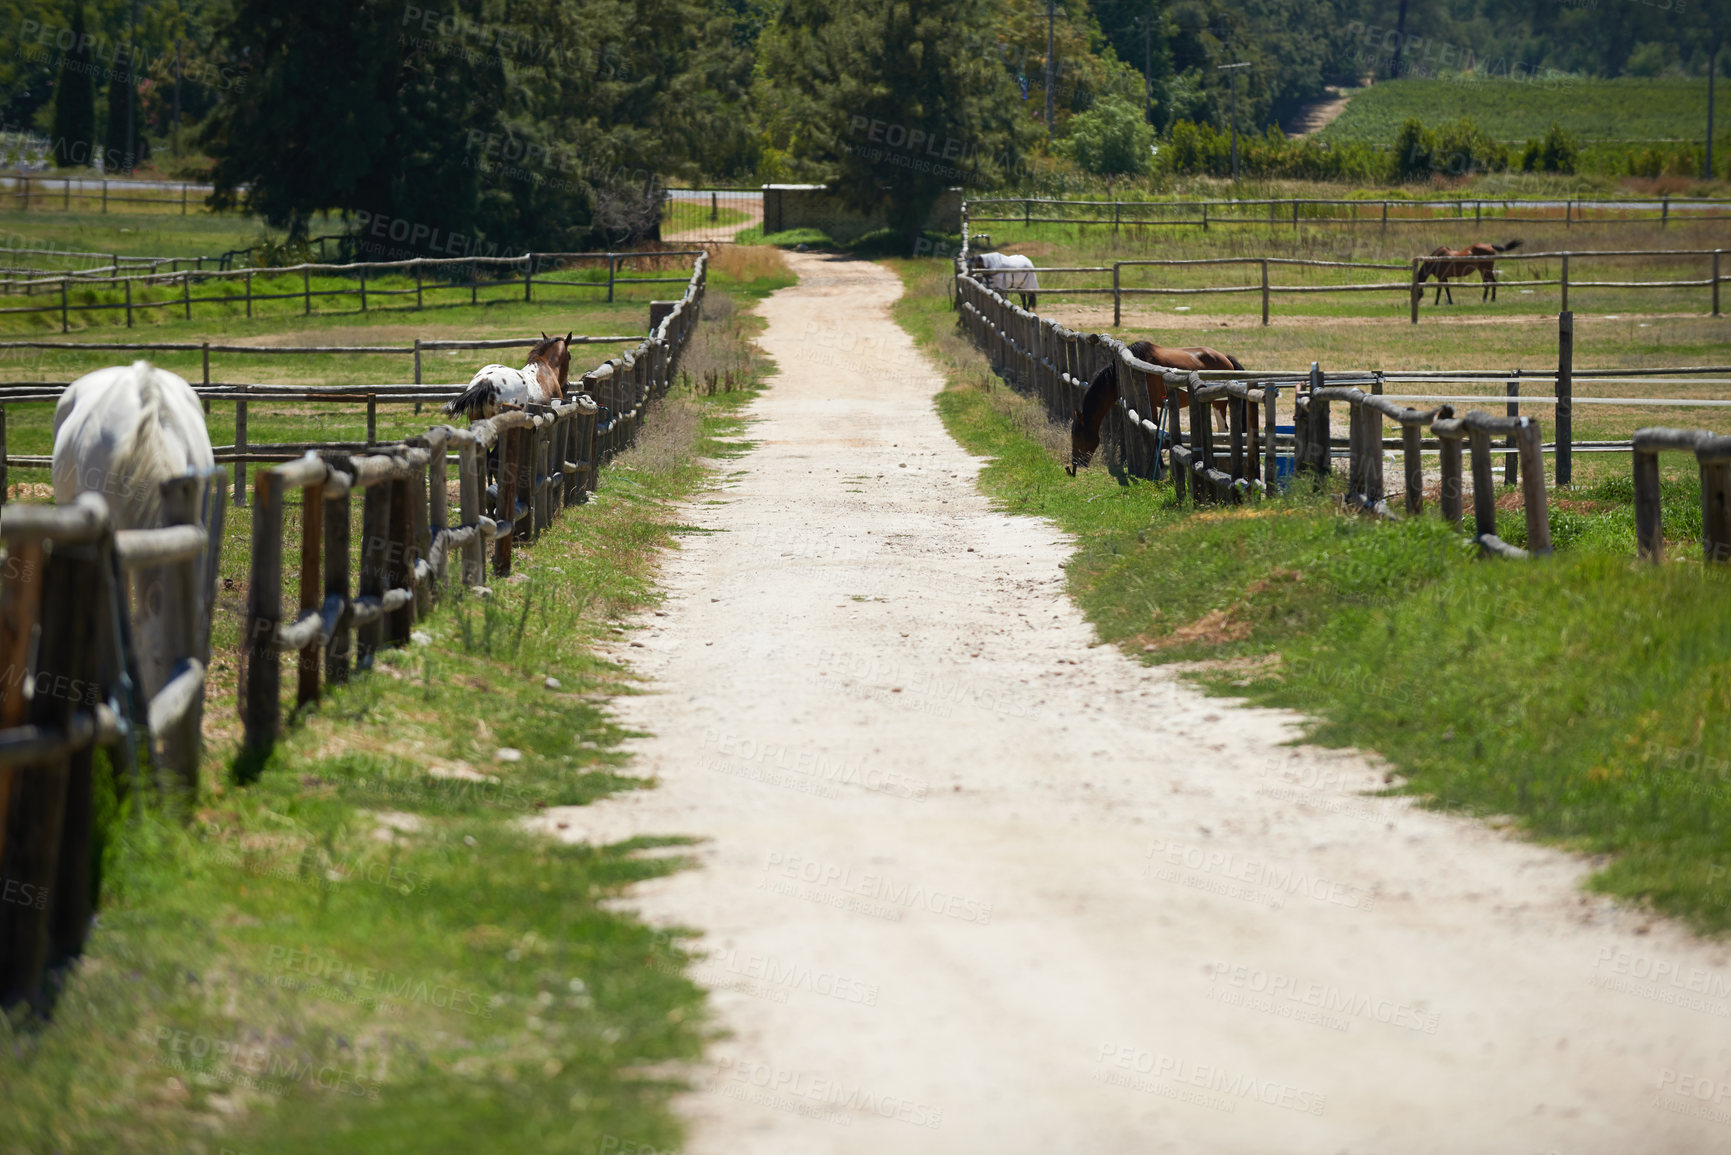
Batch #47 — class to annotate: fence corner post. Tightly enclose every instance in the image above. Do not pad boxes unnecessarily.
[1556,311,1573,486]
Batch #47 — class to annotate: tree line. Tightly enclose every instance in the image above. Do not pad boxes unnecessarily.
[0,1,1720,253]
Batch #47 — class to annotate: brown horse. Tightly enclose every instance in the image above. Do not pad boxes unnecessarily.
[1129,339,1242,432]
[1418,238,1522,304]
[1068,360,1118,475]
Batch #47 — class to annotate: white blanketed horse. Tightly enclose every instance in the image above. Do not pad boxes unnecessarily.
[52,361,215,697]
[967,251,1039,310]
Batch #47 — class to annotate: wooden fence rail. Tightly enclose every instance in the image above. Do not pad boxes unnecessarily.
[0,250,702,331]
[0,467,225,1011]
[965,195,1731,233]
[967,249,1731,327]
[238,252,706,762]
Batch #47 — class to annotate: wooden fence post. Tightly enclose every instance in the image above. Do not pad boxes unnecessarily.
[182,272,191,321]
[415,260,423,310]
[245,271,253,318]
[359,265,367,312]
[459,440,483,586]
[524,253,533,303]
[1260,259,1269,326]
[242,468,283,762]
[1714,250,1722,317]
[366,394,377,446]
[123,278,133,328]
[426,430,449,588]
[1504,373,1520,485]
[297,473,323,708]
[1469,426,1497,540]
[1701,445,1731,563]
[1112,263,1121,328]
[1409,258,1421,324]
[1263,384,1278,489]
[233,389,248,507]
[60,279,68,333]
[1560,253,1570,313]
[1517,419,1552,555]
[494,428,517,576]
[201,341,210,415]
[607,255,616,303]
[357,479,390,669]
[1403,418,1423,515]
[1557,312,1573,486]
[1633,446,1663,561]
[325,466,352,684]
[303,266,311,315]
[386,473,413,644]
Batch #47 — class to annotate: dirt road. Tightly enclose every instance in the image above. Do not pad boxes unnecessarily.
[536,252,1731,1153]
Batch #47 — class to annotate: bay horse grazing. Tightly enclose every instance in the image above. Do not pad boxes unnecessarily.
[967,251,1039,310]
[1068,360,1118,476]
[1128,339,1242,433]
[1418,238,1523,304]
[52,361,215,698]
[443,332,573,420]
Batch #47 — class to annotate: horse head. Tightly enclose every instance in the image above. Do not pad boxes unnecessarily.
[1067,407,1098,477]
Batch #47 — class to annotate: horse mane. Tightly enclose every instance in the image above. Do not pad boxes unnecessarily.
[1078,360,1118,429]
[109,362,174,530]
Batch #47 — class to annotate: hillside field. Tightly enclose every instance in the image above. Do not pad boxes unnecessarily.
[1318,77,1719,145]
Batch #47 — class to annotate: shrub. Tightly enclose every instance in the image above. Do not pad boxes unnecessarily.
[1523,122,1579,174]
[1062,97,1157,176]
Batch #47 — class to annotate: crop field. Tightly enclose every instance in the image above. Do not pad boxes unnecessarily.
[1316,77,1720,146]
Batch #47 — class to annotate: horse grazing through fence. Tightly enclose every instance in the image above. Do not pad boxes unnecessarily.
[444,332,573,420]
[1417,238,1523,304]
[1068,360,1119,476]
[1128,339,1239,433]
[51,361,215,697]
[967,251,1039,310]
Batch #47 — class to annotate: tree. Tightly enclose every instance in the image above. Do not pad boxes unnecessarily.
[102,62,129,171]
[1061,95,1154,173]
[51,3,96,168]
[758,0,1033,246]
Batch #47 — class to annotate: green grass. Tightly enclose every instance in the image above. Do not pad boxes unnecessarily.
[891,256,1731,937]
[0,282,779,1151]
[1317,77,1724,147]
[0,208,348,262]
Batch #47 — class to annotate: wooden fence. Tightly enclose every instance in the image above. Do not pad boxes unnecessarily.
[965,249,1731,327]
[0,174,215,215]
[0,250,702,331]
[965,195,1731,233]
[961,248,1731,564]
[239,252,707,761]
[0,332,647,506]
[0,468,225,1010]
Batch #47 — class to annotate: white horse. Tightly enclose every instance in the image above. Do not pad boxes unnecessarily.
[967,251,1039,310]
[443,332,571,421]
[52,361,214,697]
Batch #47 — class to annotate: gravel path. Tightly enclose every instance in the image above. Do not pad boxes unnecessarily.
[534,252,1731,1153]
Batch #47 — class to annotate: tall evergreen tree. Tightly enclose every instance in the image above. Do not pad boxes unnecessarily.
[102,58,130,171]
[758,0,1032,246]
[51,4,96,168]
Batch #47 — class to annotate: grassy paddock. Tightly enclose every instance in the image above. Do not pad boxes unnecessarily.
[0,264,787,1151]
[892,256,1731,936]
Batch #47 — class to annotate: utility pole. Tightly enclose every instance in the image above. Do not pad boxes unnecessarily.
[1218,61,1251,182]
[1142,14,1153,124]
[124,0,138,173]
[1710,37,1721,181]
[1045,0,1057,137]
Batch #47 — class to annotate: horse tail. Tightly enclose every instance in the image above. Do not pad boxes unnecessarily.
[1226,354,1245,371]
[1494,238,1523,252]
[111,361,171,530]
[444,372,501,420]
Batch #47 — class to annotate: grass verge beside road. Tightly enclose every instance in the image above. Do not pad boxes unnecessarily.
[892,256,1731,937]
[0,263,788,1152]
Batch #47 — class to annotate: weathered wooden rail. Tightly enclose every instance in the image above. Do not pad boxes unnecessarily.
[238,253,706,761]
[0,469,225,1010]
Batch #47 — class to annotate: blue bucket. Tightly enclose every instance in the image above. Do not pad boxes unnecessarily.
[1274,424,1296,489]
